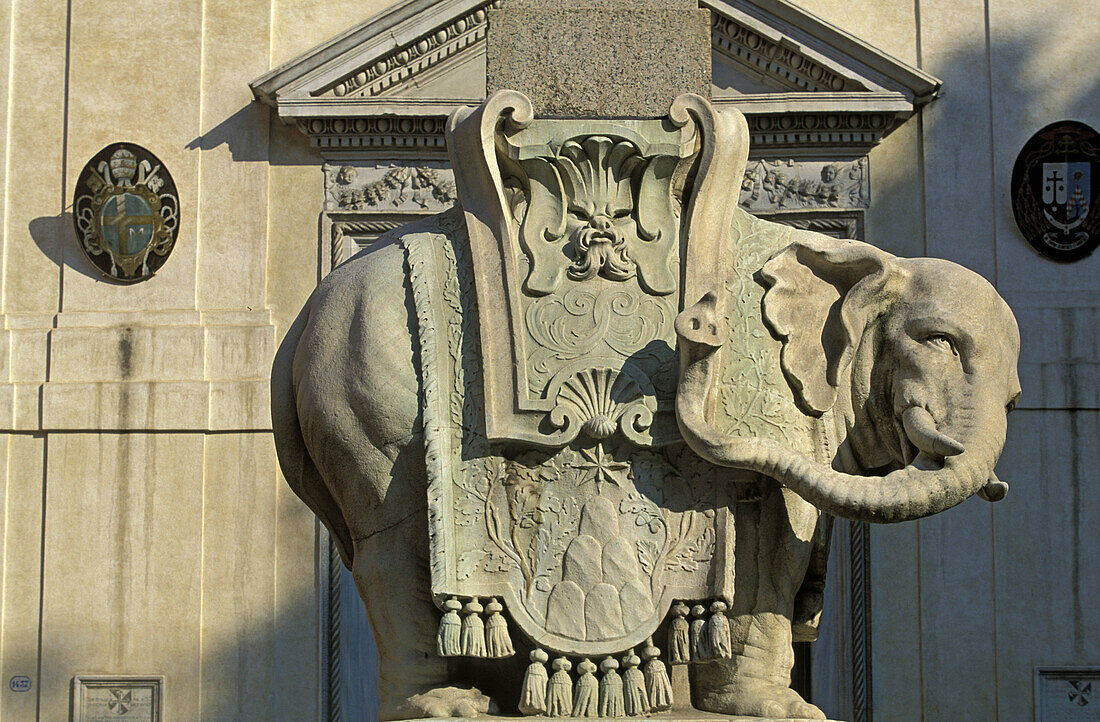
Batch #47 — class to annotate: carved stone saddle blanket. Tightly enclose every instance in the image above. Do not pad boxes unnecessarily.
[401,206,831,659]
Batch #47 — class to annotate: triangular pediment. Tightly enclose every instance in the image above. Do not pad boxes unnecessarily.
[251,0,940,157]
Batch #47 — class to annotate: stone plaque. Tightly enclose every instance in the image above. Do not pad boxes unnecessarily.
[71,676,163,722]
[1037,668,1100,721]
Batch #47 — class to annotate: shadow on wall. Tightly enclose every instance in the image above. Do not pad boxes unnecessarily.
[331,561,380,720]
[185,101,319,166]
[28,103,323,282]
[196,578,323,720]
[836,13,1100,722]
[29,213,112,283]
[19,513,325,719]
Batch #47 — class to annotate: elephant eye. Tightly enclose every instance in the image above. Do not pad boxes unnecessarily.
[924,333,957,354]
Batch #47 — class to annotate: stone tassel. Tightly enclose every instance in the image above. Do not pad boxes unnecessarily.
[572,658,600,717]
[460,598,486,657]
[518,649,550,716]
[690,604,710,661]
[621,653,648,717]
[669,601,692,664]
[642,638,673,712]
[599,657,625,718]
[546,657,573,717]
[707,600,733,659]
[436,597,462,657]
[483,598,514,658]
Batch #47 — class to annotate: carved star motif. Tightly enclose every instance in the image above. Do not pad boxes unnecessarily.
[573,443,629,493]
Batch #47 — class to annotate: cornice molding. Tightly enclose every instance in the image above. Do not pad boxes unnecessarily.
[251,0,492,105]
[324,3,494,100]
[251,0,941,158]
[710,11,867,94]
[703,0,940,104]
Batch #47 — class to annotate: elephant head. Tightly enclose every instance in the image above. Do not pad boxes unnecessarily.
[675,235,1021,523]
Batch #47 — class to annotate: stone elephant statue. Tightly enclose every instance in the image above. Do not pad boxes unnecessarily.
[272,92,1021,721]
[271,213,1021,721]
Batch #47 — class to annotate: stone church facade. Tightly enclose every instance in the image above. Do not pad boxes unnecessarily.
[0,0,1094,720]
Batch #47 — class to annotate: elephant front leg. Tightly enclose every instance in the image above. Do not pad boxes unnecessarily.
[693,613,825,719]
[353,510,497,720]
[692,485,826,720]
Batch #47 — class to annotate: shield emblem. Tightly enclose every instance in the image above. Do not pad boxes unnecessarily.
[1041,161,1090,230]
[101,192,156,256]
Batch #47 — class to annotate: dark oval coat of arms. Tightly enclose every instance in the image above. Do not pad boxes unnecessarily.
[72,143,180,282]
[1011,120,1100,262]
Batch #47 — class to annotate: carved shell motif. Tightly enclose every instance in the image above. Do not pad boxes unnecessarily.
[547,365,657,445]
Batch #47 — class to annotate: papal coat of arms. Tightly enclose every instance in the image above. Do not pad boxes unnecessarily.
[72,143,180,282]
[1012,120,1100,262]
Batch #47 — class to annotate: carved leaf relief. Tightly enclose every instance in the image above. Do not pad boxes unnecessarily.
[715,213,818,455]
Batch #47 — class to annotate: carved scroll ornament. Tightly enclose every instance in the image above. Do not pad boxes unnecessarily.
[447,90,749,448]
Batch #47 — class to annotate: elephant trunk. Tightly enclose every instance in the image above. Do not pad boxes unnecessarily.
[675,294,1003,524]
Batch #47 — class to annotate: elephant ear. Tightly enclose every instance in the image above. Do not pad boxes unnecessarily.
[761,234,905,415]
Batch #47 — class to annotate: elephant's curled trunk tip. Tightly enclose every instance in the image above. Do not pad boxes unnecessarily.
[977,471,1009,502]
[675,293,724,356]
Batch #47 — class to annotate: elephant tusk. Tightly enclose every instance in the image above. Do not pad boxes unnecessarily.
[901,406,965,458]
[976,471,1009,502]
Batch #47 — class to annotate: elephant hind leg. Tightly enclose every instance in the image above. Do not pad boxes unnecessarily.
[352,504,499,720]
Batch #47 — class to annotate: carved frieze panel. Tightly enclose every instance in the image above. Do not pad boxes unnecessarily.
[324,212,433,269]
[71,676,163,722]
[323,161,457,212]
[739,158,868,211]
[322,162,457,269]
[763,209,864,240]
[1036,668,1100,721]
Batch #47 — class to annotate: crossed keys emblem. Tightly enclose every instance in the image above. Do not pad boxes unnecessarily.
[106,687,132,715]
[1068,679,1092,707]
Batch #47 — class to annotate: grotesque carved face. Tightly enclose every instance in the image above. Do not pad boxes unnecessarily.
[514,131,687,297]
[566,210,636,282]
